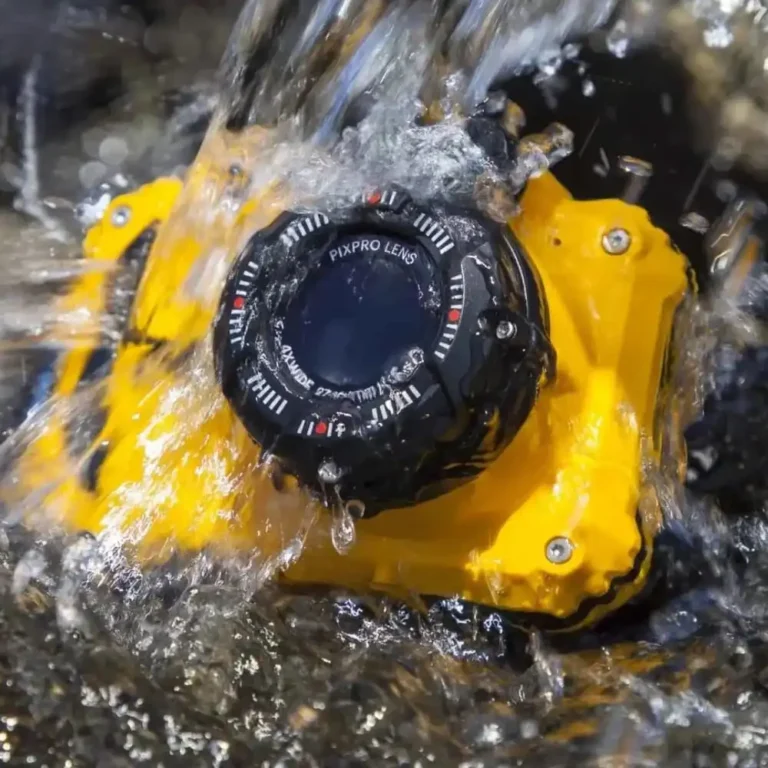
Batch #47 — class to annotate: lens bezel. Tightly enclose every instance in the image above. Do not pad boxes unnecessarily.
[214,188,554,514]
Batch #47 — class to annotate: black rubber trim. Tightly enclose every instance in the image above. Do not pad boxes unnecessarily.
[66,223,158,491]
[13,349,59,425]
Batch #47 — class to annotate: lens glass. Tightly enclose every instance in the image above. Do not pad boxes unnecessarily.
[282,235,438,390]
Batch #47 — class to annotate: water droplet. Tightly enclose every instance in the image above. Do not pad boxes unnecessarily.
[704,22,734,48]
[680,212,710,234]
[562,43,581,60]
[386,347,424,384]
[331,502,356,555]
[607,20,630,58]
[12,549,47,598]
[318,460,344,485]
[536,48,564,79]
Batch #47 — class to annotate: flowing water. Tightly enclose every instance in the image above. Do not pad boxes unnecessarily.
[2,0,768,765]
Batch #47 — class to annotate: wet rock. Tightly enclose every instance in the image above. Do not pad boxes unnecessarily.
[12,548,54,615]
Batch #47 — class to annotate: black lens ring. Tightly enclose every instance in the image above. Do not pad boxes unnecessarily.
[214,187,554,514]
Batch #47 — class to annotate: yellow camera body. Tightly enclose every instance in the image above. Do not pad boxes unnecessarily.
[12,140,689,631]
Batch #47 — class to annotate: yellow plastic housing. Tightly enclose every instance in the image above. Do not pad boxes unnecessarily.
[12,163,689,630]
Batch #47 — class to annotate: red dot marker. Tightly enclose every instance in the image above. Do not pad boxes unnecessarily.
[315,422,328,435]
[448,309,461,322]
[367,191,382,205]
[234,297,245,309]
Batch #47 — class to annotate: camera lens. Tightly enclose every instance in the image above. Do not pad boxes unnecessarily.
[282,235,439,391]
[214,189,554,514]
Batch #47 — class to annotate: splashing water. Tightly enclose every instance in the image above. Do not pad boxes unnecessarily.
[2,0,768,766]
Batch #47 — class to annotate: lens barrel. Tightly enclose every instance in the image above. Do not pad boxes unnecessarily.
[214,187,554,515]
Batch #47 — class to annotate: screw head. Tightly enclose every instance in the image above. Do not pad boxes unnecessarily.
[602,228,631,254]
[546,537,573,564]
[496,320,517,340]
[110,205,131,228]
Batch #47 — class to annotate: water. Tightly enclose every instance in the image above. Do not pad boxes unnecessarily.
[0,0,768,765]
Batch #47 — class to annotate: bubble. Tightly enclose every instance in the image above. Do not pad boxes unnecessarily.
[81,126,109,159]
[179,5,210,32]
[78,160,107,189]
[98,137,130,167]
[143,23,168,55]
[173,32,202,62]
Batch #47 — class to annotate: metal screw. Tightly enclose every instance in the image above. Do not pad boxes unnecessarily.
[111,205,131,228]
[318,460,344,485]
[496,320,517,340]
[618,156,653,204]
[602,228,631,255]
[546,537,573,564]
